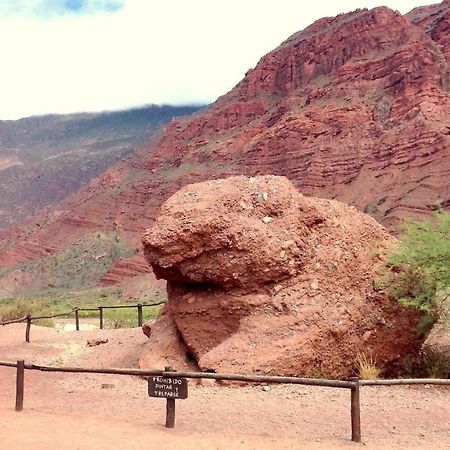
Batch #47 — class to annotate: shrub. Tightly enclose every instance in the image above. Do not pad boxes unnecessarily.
[419,346,450,379]
[385,211,450,329]
[403,345,450,379]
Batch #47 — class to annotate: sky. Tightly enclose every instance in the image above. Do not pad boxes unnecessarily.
[0,0,434,120]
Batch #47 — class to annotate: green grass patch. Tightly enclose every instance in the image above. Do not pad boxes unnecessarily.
[1,292,165,329]
[103,305,161,329]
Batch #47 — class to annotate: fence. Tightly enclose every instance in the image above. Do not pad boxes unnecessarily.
[0,359,361,441]
[0,301,165,342]
[0,359,449,443]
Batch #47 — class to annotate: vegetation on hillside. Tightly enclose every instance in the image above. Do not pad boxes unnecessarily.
[15,232,133,295]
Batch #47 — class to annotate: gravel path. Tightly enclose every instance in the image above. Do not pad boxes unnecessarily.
[0,324,449,449]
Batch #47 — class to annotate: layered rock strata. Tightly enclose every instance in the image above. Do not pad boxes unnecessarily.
[1,2,450,298]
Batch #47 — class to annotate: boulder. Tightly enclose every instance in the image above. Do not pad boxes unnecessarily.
[141,175,428,378]
[143,175,319,288]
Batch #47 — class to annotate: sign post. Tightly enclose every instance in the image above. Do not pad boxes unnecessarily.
[148,366,188,428]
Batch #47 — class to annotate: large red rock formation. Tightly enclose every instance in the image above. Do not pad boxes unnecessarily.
[140,176,427,378]
[0,2,449,297]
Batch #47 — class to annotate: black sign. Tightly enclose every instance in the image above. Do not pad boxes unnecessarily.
[148,375,188,399]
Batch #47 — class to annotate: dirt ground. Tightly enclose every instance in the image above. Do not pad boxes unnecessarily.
[0,324,449,450]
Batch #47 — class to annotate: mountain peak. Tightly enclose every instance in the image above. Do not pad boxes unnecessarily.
[0,1,449,299]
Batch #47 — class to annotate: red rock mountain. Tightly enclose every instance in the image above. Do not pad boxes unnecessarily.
[0,2,449,298]
[0,105,201,229]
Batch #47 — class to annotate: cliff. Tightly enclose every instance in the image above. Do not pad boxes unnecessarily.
[0,2,449,298]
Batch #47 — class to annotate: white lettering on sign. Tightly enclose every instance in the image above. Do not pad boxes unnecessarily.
[148,376,188,399]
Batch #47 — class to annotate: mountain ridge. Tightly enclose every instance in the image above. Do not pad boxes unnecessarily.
[0,1,449,299]
[0,104,203,229]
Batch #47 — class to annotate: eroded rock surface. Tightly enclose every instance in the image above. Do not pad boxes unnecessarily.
[1,3,450,299]
[143,176,320,288]
[141,176,428,378]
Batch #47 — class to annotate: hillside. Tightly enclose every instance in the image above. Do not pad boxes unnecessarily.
[0,105,202,228]
[0,1,449,300]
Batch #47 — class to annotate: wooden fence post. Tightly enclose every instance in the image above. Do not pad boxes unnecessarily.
[137,304,143,327]
[25,314,32,343]
[99,307,103,330]
[165,366,176,428]
[349,377,361,443]
[15,360,25,411]
[75,308,80,331]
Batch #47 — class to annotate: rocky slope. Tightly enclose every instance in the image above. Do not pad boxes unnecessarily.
[0,2,449,298]
[0,105,201,228]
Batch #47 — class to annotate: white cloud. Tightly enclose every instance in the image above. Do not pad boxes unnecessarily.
[0,0,432,119]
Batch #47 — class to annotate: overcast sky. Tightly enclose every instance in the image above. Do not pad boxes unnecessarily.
[0,0,433,120]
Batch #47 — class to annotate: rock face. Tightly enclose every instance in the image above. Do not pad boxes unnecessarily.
[1,2,450,299]
[144,176,317,288]
[141,176,427,378]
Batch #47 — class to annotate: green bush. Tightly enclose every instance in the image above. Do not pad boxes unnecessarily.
[385,211,450,329]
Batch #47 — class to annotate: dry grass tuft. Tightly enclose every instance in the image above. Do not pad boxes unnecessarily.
[0,297,33,321]
[356,352,382,380]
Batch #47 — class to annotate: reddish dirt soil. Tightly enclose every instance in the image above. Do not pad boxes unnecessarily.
[0,324,449,449]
